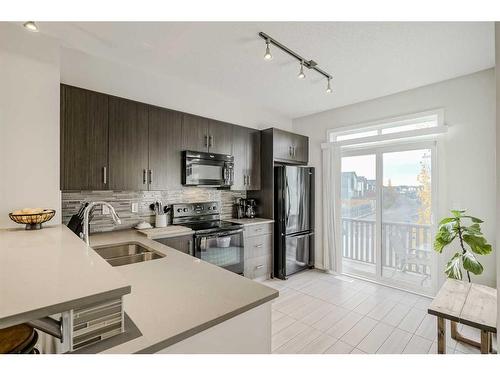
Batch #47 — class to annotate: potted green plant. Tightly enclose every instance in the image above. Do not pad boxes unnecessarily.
[434,210,493,282]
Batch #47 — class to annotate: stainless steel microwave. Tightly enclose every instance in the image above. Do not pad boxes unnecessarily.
[182,150,234,187]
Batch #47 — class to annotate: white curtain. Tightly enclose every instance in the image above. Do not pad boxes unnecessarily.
[321,143,340,274]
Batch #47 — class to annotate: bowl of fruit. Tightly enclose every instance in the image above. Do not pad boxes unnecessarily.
[9,208,56,230]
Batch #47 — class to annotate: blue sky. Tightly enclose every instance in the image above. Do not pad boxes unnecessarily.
[341,149,431,186]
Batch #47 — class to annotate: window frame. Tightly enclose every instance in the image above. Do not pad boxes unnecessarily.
[327,109,446,146]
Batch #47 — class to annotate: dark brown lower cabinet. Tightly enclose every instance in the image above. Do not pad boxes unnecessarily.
[148,107,183,190]
[108,97,149,191]
[60,84,109,190]
[155,235,193,255]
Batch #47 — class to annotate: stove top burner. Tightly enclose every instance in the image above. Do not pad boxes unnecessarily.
[182,220,243,234]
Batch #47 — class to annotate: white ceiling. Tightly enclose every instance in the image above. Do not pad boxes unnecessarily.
[36,22,494,119]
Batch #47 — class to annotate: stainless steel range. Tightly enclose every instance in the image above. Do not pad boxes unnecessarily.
[172,202,244,274]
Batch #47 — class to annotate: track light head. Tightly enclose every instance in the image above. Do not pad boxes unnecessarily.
[264,40,273,60]
[298,61,306,79]
[326,78,332,93]
[23,21,39,32]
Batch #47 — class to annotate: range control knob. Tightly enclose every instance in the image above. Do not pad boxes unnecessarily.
[183,208,189,213]
[177,208,183,213]
[212,206,217,211]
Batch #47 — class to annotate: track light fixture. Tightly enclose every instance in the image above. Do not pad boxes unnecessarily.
[298,61,305,79]
[264,39,273,60]
[259,31,333,94]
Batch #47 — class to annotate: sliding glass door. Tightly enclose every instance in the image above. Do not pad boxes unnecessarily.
[339,142,436,295]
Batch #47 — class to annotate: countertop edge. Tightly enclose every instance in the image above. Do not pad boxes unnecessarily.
[0,285,131,330]
[134,290,278,354]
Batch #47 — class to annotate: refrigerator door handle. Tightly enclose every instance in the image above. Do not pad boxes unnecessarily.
[285,177,291,228]
[287,231,314,239]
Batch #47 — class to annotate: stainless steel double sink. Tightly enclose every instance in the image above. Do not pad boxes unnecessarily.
[93,242,165,267]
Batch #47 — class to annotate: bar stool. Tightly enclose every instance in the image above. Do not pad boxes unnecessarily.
[0,324,40,354]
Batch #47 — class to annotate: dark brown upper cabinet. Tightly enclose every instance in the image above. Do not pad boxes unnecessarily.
[181,113,209,153]
[181,114,233,155]
[207,119,233,155]
[231,125,248,190]
[108,97,149,191]
[60,84,109,190]
[231,126,261,191]
[148,107,183,190]
[61,85,265,193]
[271,128,308,164]
[247,128,261,190]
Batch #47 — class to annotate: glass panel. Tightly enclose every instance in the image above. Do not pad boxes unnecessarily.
[381,149,433,291]
[190,164,223,180]
[340,154,377,278]
[336,130,378,141]
[199,233,244,271]
[381,120,436,134]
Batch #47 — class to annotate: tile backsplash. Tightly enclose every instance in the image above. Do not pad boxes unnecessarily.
[62,188,246,233]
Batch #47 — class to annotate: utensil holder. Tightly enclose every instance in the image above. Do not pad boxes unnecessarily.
[155,214,167,228]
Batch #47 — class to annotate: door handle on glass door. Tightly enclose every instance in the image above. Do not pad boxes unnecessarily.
[143,169,147,184]
[149,169,153,184]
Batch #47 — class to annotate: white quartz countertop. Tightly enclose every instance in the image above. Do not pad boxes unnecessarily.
[227,218,274,226]
[89,229,279,353]
[0,225,131,329]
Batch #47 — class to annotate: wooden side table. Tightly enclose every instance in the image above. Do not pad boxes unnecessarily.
[428,279,497,354]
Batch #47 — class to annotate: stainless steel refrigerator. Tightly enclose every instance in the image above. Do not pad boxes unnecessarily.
[274,166,314,279]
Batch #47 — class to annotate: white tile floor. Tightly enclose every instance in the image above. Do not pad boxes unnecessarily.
[260,269,487,354]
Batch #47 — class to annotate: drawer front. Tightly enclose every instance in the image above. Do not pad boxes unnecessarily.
[244,234,272,260]
[244,254,272,280]
[244,223,272,238]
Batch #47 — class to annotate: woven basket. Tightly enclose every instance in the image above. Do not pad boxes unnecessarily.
[8,209,56,230]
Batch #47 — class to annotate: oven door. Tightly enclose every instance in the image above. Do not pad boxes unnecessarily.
[194,229,244,274]
[184,157,231,187]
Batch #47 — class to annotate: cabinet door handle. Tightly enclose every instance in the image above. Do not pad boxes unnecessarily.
[292,146,296,158]
[204,135,208,148]
[247,175,250,186]
[143,169,147,185]
[254,227,264,232]
[243,175,247,185]
[254,244,263,248]
[289,146,293,157]
[149,169,153,184]
[188,240,193,256]
[255,264,264,269]
[209,135,213,148]
[103,167,107,184]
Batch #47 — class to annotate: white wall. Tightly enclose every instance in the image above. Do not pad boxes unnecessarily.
[495,22,500,340]
[0,24,61,228]
[293,69,497,289]
[60,48,292,131]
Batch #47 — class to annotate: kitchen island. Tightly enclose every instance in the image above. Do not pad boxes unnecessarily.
[90,230,278,353]
[1,225,278,353]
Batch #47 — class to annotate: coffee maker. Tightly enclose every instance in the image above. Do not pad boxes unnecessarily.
[235,198,246,219]
[245,199,257,219]
[234,198,257,219]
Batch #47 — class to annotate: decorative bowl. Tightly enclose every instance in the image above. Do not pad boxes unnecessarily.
[8,209,56,230]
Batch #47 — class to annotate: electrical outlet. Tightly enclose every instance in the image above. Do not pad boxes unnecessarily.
[102,205,110,215]
[131,202,139,213]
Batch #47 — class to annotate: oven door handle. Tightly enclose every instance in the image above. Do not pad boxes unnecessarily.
[195,228,244,239]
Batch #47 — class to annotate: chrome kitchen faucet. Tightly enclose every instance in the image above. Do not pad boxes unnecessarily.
[81,201,121,246]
